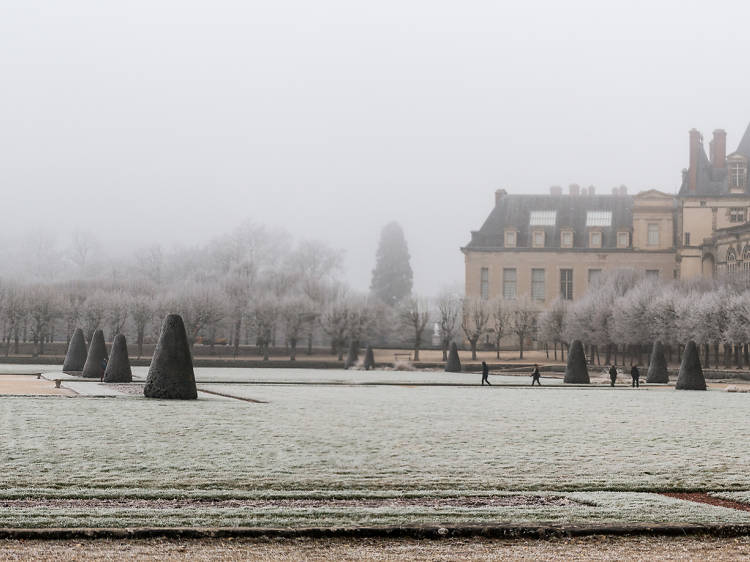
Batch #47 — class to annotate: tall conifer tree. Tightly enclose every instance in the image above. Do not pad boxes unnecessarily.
[370,222,413,306]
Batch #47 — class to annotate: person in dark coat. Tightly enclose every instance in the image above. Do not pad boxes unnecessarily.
[630,364,640,388]
[531,364,541,386]
[609,364,618,387]
[100,356,108,382]
[481,361,491,385]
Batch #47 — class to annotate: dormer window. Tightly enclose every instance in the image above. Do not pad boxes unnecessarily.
[617,231,629,248]
[529,211,556,226]
[729,157,747,190]
[589,231,602,248]
[560,230,573,248]
[586,211,612,227]
[504,230,517,248]
[532,230,545,248]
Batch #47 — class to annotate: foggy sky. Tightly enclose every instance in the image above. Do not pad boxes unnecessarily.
[2,0,749,295]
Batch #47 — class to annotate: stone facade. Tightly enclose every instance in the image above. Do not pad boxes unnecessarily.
[463,122,750,305]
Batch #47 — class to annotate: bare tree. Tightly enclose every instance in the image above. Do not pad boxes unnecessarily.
[436,291,461,361]
[26,285,61,356]
[280,294,315,361]
[82,290,108,342]
[461,297,490,360]
[105,291,131,341]
[509,297,537,360]
[253,295,278,361]
[129,293,154,359]
[489,298,510,360]
[400,297,430,361]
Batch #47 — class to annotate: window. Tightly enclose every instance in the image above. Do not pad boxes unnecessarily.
[684,232,691,246]
[588,269,602,286]
[647,223,660,246]
[744,246,750,278]
[727,248,738,273]
[531,268,545,301]
[645,269,659,280]
[586,211,612,227]
[503,268,517,299]
[617,232,629,248]
[730,208,746,223]
[560,231,573,248]
[529,211,556,226]
[480,267,489,300]
[532,230,545,248]
[589,231,602,248]
[700,200,707,207]
[730,160,747,190]
[560,269,573,300]
[504,230,517,248]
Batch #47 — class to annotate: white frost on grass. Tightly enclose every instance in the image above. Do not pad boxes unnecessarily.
[1,385,749,495]
[1,492,749,528]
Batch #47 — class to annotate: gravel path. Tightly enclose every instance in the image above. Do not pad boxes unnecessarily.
[2,536,750,561]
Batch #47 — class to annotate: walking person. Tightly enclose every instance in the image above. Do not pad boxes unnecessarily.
[531,364,541,386]
[100,356,108,383]
[630,364,640,388]
[481,361,491,385]
[609,364,618,387]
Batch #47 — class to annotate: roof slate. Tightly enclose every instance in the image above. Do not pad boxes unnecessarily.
[464,194,635,250]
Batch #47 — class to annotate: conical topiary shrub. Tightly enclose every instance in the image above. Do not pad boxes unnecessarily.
[564,340,590,383]
[103,334,132,383]
[344,341,359,369]
[62,328,87,373]
[646,340,669,383]
[81,329,108,379]
[445,342,462,372]
[675,340,706,390]
[363,345,375,370]
[144,314,197,399]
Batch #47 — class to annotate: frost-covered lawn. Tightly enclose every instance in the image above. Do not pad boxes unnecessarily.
[1,383,750,527]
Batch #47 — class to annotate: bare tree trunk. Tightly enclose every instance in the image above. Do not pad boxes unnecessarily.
[735,344,741,369]
[290,340,297,361]
[442,344,448,361]
[470,338,478,360]
[518,334,525,360]
[233,318,241,358]
[553,342,557,361]
[307,332,313,355]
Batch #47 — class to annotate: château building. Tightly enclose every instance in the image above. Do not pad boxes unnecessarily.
[462,122,750,304]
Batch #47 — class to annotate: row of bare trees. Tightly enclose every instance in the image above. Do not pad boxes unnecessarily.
[538,269,750,368]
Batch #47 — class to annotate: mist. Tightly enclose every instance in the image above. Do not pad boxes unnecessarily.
[2,0,749,295]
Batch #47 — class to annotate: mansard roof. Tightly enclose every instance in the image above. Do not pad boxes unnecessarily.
[734,122,750,160]
[463,193,636,250]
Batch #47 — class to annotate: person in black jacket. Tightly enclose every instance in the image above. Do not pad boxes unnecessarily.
[609,365,618,387]
[481,361,491,385]
[531,364,541,386]
[630,364,640,388]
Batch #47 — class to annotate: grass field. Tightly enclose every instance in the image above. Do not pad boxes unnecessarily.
[1,368,749,527]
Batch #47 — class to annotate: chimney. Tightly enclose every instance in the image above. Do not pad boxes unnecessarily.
[550,185,562,196]
[588,185,596,196]
[569,183,580,197]
[619,185,628,196]
[494,189,507,205]
[711,129,727,169]
[688,128,701,193]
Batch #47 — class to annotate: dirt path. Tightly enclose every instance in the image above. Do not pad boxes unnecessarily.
[2,536,750,561]
[0,375,74,396]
